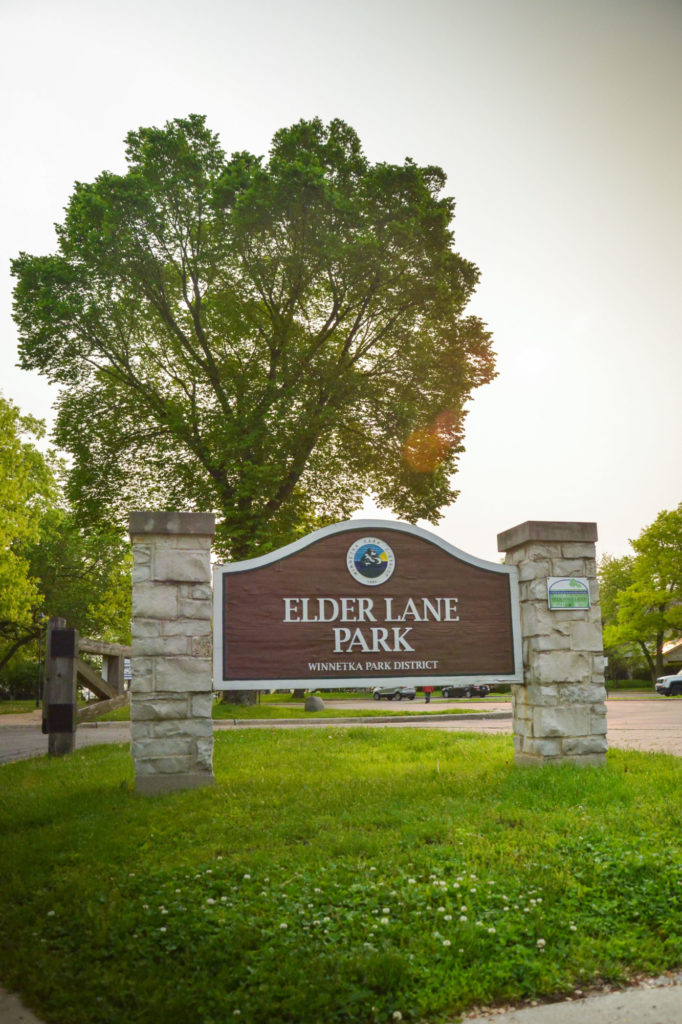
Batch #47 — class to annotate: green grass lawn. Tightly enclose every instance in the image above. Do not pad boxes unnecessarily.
[0,700,37,715]
[1,731,681,1024]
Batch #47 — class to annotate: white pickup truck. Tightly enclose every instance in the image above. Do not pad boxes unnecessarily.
[655,670,682,696]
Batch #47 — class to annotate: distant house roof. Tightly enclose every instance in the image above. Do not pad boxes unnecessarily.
[663,638,682,663]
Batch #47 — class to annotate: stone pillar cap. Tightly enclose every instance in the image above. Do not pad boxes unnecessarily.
[497,520,598,552]
[129,511,216,537]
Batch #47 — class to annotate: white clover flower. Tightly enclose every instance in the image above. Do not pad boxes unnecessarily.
[280,922,288,929]
[461,905,467,912]
[537,938,546,948]
[243,873,251,880]
[442,939,451,947]
[392,1012,403,1021]
[47,910,55,917]
[437,906,445,913]
[408,877,416,884]
[233,1011,240,1016]
[206,898,216,905]
[570,924,577,932]
[444,914,452,921]
[488,927,496,934]
[459,915,467,922]
[160,926,167,933]
[380,917,390,925]
[383,908,390,914]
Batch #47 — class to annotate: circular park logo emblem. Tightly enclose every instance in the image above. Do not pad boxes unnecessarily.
[346,537,396,586]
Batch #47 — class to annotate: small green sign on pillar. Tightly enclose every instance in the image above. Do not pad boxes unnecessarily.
[547,577,590,610]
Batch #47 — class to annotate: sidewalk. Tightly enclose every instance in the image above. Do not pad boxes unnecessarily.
[466,972,682,1023]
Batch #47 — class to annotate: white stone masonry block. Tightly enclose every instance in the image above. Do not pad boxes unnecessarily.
[132,582,178,620]
[532,650,592,684]
[533,705,591,738]
[155,656,213,692]
[135,755,194,775]
[561,543,597,558]
[562,735,608,757]
[191,694,215,718]
[131,697,191,721]
[153,549,211,584]
[132,737,195,760]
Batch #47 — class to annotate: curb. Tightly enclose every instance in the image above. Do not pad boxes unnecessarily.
[216,711,513,727]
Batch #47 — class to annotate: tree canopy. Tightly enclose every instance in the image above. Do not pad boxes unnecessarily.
[600,504,682,681]
[12,115,495,558]
[0,394,131,680]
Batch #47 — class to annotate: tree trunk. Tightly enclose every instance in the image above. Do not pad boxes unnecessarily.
[220,689,257,706]
[655,631,665,680]
[638,641,657,684]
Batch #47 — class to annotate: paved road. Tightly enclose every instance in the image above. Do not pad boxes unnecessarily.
[2,698,682,764]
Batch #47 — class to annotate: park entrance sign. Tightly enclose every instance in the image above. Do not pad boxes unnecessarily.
[213,520,522,689]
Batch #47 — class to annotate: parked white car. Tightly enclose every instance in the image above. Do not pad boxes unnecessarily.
[655,670,682,696]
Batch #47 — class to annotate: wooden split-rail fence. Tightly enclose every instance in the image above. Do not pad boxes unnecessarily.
[43,616,132,756]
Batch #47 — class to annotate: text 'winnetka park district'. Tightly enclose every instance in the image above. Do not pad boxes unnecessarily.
[282,595,460,654]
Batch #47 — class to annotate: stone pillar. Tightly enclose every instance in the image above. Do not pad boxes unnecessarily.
[129,511,216,795]
[497,521,607,766]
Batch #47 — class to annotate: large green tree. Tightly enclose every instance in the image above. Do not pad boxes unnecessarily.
[0,395,55,671]
[12,115,495,558]
[600,504,682,682]
[0,394,131,680]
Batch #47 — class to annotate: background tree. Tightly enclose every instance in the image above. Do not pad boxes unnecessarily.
[0,395,130,693]
[12,115,496,559]
[0,395,55,673]
[600,504,682,682]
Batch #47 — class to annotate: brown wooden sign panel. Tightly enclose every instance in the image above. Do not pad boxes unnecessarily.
[213,521,522,688]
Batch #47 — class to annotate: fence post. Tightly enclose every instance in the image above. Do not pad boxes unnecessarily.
[103,654,125,695]
[44,616,79,757]
[129,511,216,795]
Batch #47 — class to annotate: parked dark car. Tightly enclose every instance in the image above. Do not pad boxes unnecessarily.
[441,683,490,699]
[372,685,416,701]
[655,671,682,696]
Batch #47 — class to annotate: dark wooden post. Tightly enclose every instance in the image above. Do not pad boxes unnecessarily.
[103,654,125,695]
[44,617,79,757]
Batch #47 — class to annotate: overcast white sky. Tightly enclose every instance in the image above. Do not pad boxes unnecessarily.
[2,0,680,561]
